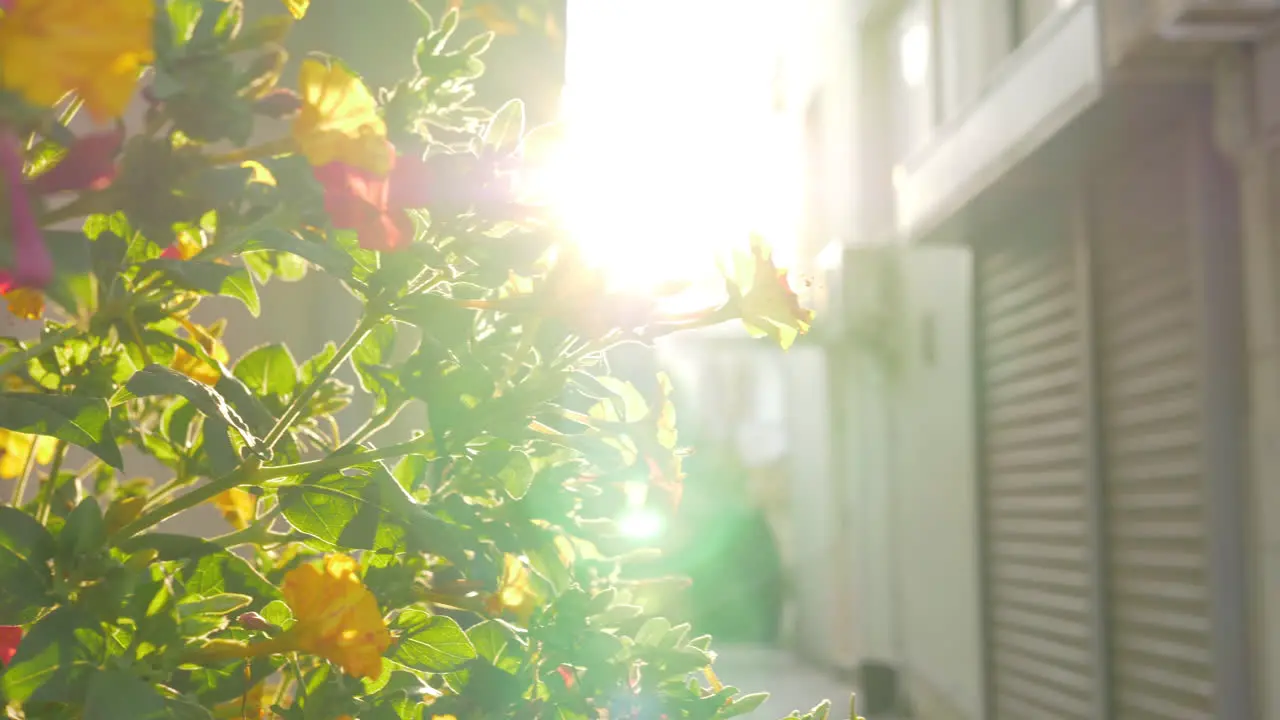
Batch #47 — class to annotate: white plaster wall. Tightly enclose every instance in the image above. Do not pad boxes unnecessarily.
[889,246,982,719]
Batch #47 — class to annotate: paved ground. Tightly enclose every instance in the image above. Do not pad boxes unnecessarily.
[710,645,861,719]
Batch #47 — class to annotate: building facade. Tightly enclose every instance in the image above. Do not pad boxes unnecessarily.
[779,1,1280,718]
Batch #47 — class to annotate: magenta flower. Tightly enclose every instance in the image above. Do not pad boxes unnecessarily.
[0,126,123,291]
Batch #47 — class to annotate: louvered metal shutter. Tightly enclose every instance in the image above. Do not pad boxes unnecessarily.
[1091,127,1216,720]
[976,218,1099,719]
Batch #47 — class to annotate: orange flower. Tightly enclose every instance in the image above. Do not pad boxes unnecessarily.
[725,236,814,349]
[0,0,154,121]
[3,288,43,320]
[171,319,229,386]
[281,555,391,679]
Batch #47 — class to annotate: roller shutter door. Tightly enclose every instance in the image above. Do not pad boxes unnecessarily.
[976,214,1100,719]
[1091,126,1218,720]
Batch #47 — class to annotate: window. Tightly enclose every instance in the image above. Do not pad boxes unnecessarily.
[890,0,937,160]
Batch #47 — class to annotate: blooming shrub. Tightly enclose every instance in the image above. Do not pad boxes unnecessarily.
[0,0,832,718]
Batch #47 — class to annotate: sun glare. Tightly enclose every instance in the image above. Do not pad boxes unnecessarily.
[542,0,803,305]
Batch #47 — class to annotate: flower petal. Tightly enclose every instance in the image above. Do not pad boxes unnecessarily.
[0,134,52,289]
[0,625,21,667]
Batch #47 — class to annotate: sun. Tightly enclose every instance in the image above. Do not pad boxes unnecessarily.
[531,0,804,307]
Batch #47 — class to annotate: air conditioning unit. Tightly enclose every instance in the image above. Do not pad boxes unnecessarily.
[821,243,908,366]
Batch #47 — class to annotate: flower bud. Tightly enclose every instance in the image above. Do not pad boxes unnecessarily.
[237,612,279,634]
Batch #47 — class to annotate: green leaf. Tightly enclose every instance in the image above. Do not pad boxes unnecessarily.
[138,258,260,316]
[85,668,166,720]
[393,293,476,350]
[483,99,525,156]
[166,0,203,43]
[278,472,406,554]
[467,619,523,674]
[497,451,533,499]
[241,229,356,280]
[60,497,106,561]
[114,365,257,448]
[3,607,103,704]
[392,609,476,672]
[352,322,401,410]
[233,343,298,398]
[183,548,281,609]
[259,599,294,630]
[0,393,123,469]
[0,507,54,622]
[634,617,671,647]
[179,656,282,708]
[41,232,97,318]
[199,417,240,477]
[717,692,770,719]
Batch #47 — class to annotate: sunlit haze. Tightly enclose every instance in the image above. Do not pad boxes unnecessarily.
[546,0,804,302]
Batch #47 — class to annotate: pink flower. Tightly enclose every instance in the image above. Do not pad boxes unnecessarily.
[0,133,53,290]
[0,127,124,291]
[0,625,22,667]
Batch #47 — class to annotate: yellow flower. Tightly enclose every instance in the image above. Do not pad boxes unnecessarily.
[283,0,309,19]
[484,554,538,624]
[171,319,230,386]
[0,0,154,121]
[292,59,391,174]
[0,429,56,479]
[212,489,255,530]
[282,555,391,679]
[3,288,43,320]
[726,236,815,350]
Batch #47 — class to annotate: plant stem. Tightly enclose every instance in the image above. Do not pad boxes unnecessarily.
[253,435,435,482]
[0,325,84,378]
[111,459,262,541]
[260,314,379,452]
[337,403,405,453]
[206,137,296,166]
[9,439,39,507]
[36,440,68,523]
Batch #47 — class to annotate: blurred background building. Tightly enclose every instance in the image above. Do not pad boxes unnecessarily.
[572,0,1280,719]
[747,1,1280,719]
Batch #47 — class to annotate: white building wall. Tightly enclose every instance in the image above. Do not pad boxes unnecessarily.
[889,247,982,719]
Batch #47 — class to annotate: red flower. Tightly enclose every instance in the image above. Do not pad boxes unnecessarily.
[312,144,440,252]
[0,625,22,666]
[314,159,413,253]
[312,148,519,252]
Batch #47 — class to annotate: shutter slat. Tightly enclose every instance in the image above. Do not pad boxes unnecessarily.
[1094,144,1217,718]
[979,236,1097,720]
